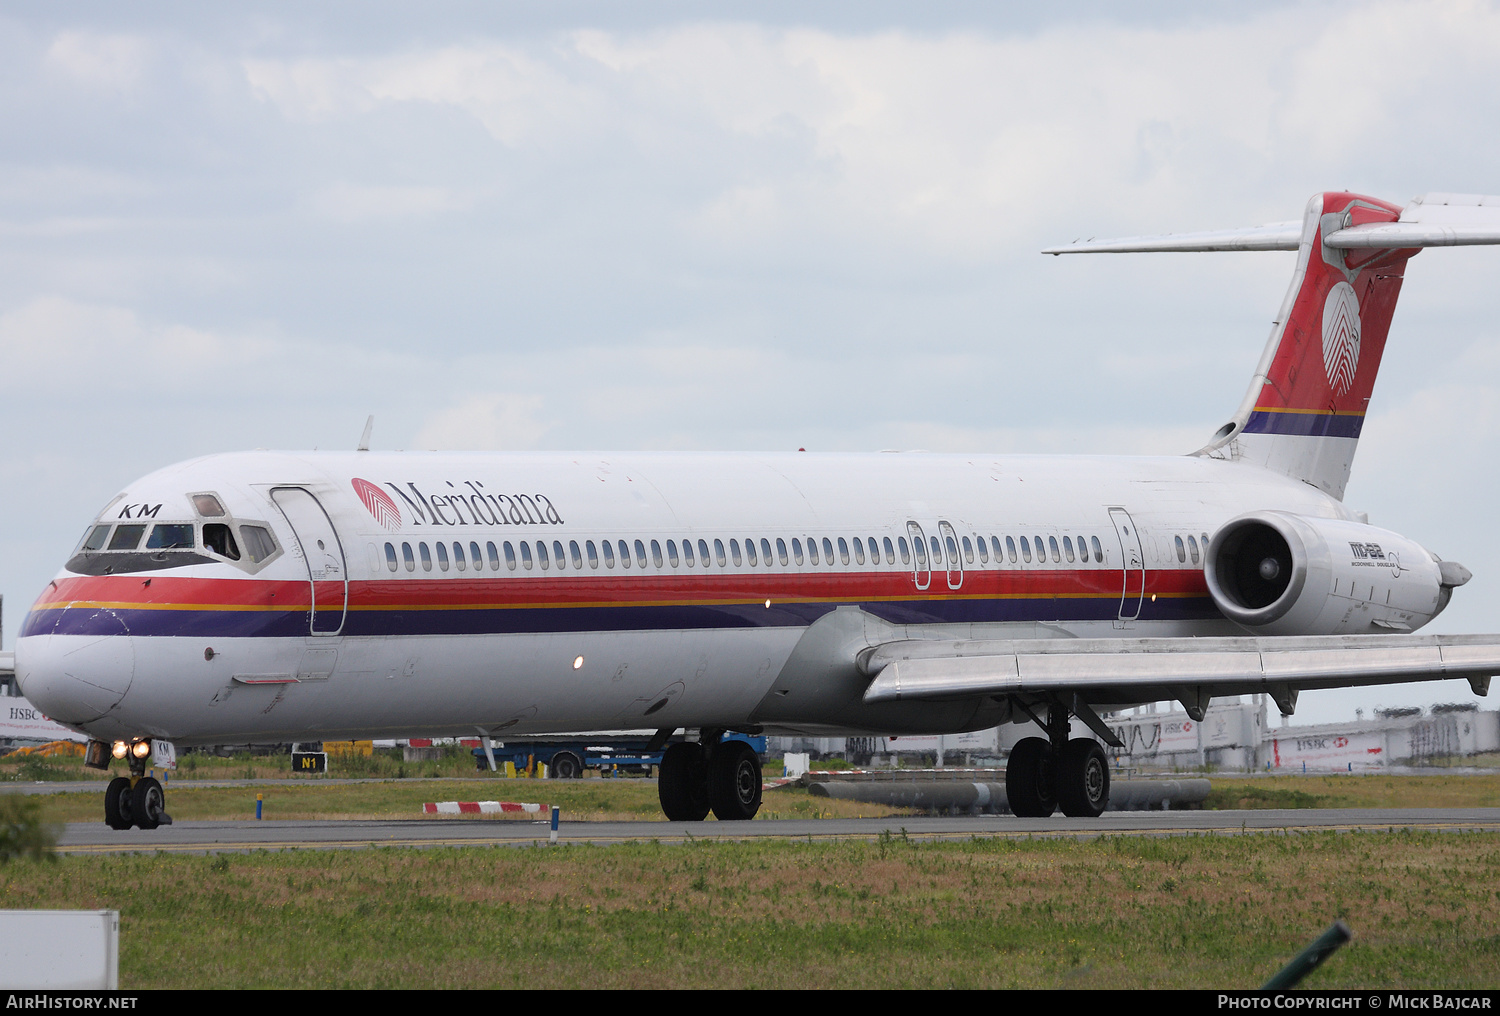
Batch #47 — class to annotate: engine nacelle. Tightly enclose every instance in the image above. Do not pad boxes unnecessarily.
[1204,511,1453,635]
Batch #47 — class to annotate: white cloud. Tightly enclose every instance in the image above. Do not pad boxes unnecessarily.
[45,31,150,92]
[413,394,551,450]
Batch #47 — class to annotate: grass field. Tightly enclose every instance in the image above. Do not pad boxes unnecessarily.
[0,830,1495,988]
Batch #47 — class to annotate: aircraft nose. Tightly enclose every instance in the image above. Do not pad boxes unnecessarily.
[16,608,136,728]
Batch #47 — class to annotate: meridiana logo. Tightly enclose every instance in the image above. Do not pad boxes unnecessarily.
[1321,281,1361,397]
[351,477,401,531]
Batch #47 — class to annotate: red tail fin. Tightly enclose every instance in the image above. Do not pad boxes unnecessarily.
[1206,192,1417,498]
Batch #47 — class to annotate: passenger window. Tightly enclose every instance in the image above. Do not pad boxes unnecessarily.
[650,540,663,568]
[384,542,398,572]
[620,540,633,569]
[944,535,958,564]
[714,539,726,567]
[1049,536,1061,563]
[976,536,987,564]
[570,540,583,569]
[520,542,533,570]
[1006,536,1018,563]
[586,540,599,568]
[603,540,616,568]
[1092,536,1104,561]
[1175,535,1187,563]
[1063,536,1075,563]
[807,538,819,565]
[504,541,518,570]
[536,541,549,570]
[1019,537,1032,563]
[913,535,928,569]
[962,536,974,564]
[554,540,566,570]
[991,536,1003,564]
[837,538,850,565]
[931,536,943,566]
[436,542,450,571]
[899,537,910,564]
[1076,535,1088,562]
[1188,535,1200,565]
[667,540,679,568]
[205,523,241,560]
[792,538,804,565]
[730,540,743,566]
[636,540,649,568]
[822,537,835,564]
[470,542,483,571]
[487,542,501,570]
[420,543,433,571]
[776,538,788,566]
[81,525,111,551]
[867,537,880,564]
[109,524,147,551]
[698,539,711,567]
[403,542,416,572]
[883,536,895,564]
[743,539,757,566]
[453,542,466,571]
[762,538,774,566]
[682,539,695,567]
[1202,532,1211,554]
[853,538,864,565]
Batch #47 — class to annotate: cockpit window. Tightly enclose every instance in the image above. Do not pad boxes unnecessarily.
[109,525,147,551]
[147,524,195,550]
[192,494,226,518]
[81,525,111,552]
[203,523,241,560]
[240,525,277,563]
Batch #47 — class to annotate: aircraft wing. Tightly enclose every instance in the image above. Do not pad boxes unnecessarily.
[859,633,1500,718]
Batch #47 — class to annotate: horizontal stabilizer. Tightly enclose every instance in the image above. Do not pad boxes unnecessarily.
[859,633,1500,706]
[1044,192,1500,254]
[1042,222,1301,254]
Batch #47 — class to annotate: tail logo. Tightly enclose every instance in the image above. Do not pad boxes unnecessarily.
[1321,281,1361,397]
[351,477,401,531]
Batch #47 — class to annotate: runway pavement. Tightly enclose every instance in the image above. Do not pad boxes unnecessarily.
[52,807,1500,855]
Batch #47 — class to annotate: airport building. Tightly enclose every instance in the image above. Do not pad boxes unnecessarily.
[768,696,1500,772]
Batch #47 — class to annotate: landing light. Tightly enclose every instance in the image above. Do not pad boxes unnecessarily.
[765,599,771,608]
[130,740,151,759]
[573,656,584,670]
[111,741,129,759]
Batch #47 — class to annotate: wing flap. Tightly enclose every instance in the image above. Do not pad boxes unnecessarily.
[860,634,1500,704]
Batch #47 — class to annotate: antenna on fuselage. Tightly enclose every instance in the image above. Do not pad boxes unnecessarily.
[357,415,374,452]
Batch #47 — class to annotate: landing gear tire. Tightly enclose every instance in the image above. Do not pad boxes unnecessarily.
[658,742,710,821]
[132,776,168,830]
[1005,737,1057,818]
[104,777,134,830]
[707,740,762,822]
[551,752,584,780]
[1055,738,1110,818]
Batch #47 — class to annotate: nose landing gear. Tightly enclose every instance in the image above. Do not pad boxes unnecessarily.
[90,739,174,831]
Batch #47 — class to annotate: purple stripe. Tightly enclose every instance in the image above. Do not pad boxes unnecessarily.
[22,595,1221,639]
[1243,410,1364,439]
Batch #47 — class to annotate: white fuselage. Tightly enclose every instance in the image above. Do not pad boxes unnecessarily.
[16,449,1359,745]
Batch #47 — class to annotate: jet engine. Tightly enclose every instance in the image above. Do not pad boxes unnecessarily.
[1204,511,1469,636]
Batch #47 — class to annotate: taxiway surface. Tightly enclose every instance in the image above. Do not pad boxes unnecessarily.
[53,808,1500,854]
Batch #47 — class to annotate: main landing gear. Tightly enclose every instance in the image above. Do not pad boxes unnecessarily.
[658,731,763,822]
[90,739,173,831]
[1005,702,1112,819]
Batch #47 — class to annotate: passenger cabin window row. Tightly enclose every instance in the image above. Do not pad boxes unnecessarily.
[1171,533,1212,566]
[378,530,1115,575]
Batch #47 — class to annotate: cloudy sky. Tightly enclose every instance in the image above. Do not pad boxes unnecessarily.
[5,1,1500,725]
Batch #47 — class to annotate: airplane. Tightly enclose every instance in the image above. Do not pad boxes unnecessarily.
[16,189,1500,831]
